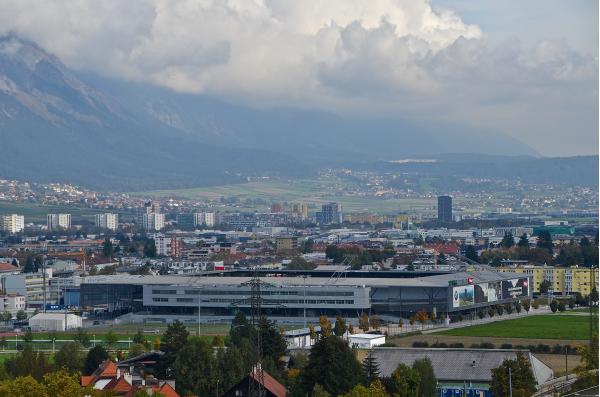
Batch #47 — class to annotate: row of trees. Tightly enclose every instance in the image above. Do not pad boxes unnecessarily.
[477,233,598,267]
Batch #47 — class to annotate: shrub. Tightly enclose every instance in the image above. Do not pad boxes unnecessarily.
[412,341,429,348]
[449,343,464,348]
[500,344,513,349]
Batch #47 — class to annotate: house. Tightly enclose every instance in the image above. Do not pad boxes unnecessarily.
[221,368,287,397]
[82,358,179,397]
[369,348,553,397]
[283,326,321,349]
[348,333,386,349]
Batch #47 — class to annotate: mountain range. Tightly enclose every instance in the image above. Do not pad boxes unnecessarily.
[0,35,593,191]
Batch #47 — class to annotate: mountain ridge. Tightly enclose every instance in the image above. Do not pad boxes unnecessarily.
[0,35,563,191]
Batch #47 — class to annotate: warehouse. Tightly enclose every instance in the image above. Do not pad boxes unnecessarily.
[80,270,531,321]
[29,312,83,331]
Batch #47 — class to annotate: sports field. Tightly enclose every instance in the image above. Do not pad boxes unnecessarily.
[434,315,593,340]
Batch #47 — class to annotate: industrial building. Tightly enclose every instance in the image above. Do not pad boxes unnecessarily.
[79,270,531,321]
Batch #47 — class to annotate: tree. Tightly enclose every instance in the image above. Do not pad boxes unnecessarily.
[386,364,420,397]
[5,345,52,381]
[570,333,599,391]
[409,316,416,329]
[369,315,381,330]
[532,299,540,310]
[477,310,484,319]
[515,301,522,314]
[104,330,118,348]
[312,384,331,397]
[0,376,48,397]
[504,303,513,315]
[412,358,436,397]
[359,312,370,332]
[398,319,403,333]
[211,335,225,347]
[536,230,553,253]
[363,352,380,384]
[415,310,428,329]
[464,245,478,262]
[557,301,566,312]
[550,300,558,313]
[102,237,114,258]
[44,368,91,397]
[132,329,145,345]
[334,316,347,337]
[16,310,27,321]
[501,232,515,248]
[487,307,495,318]
[73,328,91,347]
[54,342,83,374]
[298,335,365,396]
[84,346,109,375]
[517,233,529,248]
[522,299,531,313]
[286,257,317,270]
[496,305,504,316]
[157,320,189,379]
[1,312,11,325]
[490,352,536,397]
[215,346,247,395]
[173,338,216,397]
[319,316,333,338]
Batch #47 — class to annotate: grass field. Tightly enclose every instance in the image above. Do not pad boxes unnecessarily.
[132,178,493,215]
[434,315,593,340]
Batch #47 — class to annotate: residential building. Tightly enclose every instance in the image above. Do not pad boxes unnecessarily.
[291,202,308,220]
[47,213,71,230]
[194,212,215,227]
[176,213,195,229]
[0,294,25,312]
[437,195,452,222]
[155,237,182,258]
[222,369,286,397]
[143,213,165,231]
[82,358,179,396]
[496,264,598,296]
[137,201,161,225]
[95,213,118,231]
[0,214,24,233]
[276,236,298,252]
[316,202,342,225]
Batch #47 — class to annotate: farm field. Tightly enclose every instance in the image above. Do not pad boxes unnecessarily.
[433,315,592,340]
[134,178,492,215]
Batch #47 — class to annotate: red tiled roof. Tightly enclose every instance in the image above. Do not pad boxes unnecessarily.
[81,359,118,386]
[156,383,180,397]
[0,263,18,272]
[104,376,133,393]
[250,370,287,397]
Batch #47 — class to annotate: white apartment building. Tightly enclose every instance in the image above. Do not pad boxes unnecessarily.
[47,213,71,230]
[194,212,215,227]
[0,214,24,234]
[143,213,165,231]
[0,294,26,312]
[95,213,119,231]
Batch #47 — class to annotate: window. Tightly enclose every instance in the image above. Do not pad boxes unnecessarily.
[152,290,176,295]
[152,297,168,302]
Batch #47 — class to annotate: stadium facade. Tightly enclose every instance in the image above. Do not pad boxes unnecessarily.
[80,270,531,321]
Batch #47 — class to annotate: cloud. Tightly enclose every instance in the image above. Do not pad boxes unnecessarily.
[0,0,596,155]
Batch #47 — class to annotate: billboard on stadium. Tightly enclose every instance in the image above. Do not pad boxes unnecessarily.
[474,281,502,303]
[452,285,475,308]
[501,278,529,299]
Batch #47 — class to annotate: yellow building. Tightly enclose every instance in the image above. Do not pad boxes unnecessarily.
[496,264,598,296]
[276,236,298,253]
[291,203,308,220]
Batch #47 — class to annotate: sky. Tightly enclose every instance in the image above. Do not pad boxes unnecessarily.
[0,0,597,156]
